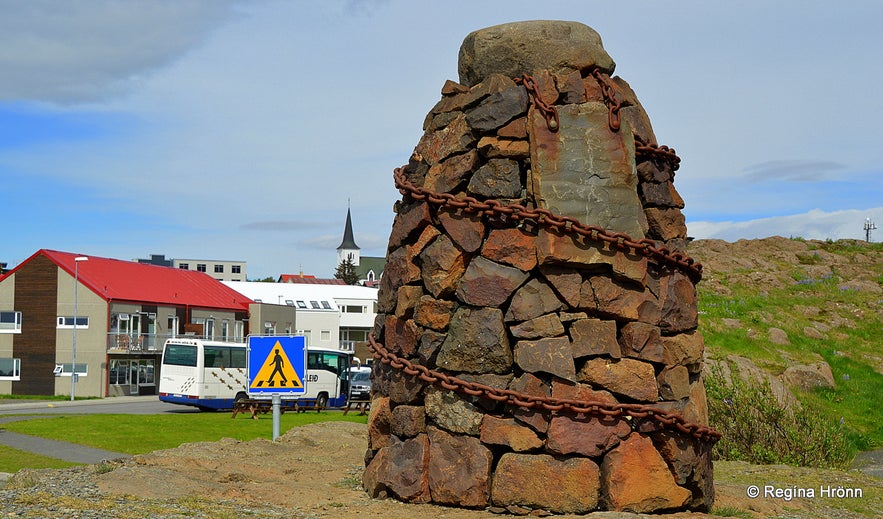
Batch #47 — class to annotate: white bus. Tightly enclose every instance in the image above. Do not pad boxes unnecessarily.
[158,338,353,411]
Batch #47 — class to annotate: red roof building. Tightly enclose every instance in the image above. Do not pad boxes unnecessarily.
[0,250,285,399]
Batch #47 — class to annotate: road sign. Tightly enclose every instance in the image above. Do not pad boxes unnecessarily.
[248,336,306,397]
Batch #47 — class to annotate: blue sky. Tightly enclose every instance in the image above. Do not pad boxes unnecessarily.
[1,0,880,279]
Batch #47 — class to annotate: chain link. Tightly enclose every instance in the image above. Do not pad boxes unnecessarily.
[590,69,623,132]
[635,140,682,172]
[393,168,703,283]
[514,74,560,132]
[368,334,721,443]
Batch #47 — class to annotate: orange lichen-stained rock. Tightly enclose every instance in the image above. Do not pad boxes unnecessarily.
[600,434,691,513]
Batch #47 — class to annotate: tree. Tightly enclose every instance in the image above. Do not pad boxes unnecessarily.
[334,257,360,285]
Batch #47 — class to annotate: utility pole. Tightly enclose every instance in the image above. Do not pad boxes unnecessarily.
[864,218,877,242]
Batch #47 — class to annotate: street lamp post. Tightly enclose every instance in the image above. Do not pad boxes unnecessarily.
[71,256,88,401]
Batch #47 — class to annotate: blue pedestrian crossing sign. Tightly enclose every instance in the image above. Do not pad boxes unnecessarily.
[247,336,306,396]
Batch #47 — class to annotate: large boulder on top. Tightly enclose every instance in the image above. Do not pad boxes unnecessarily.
[458,20,616,87]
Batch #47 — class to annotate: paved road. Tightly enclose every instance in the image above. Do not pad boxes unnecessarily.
[0,396,199,470]
[0,395,199,416]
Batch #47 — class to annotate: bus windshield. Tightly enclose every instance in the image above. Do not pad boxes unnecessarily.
[307,351,345,374]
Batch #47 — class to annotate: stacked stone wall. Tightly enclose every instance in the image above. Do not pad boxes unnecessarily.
[364,20,715,515]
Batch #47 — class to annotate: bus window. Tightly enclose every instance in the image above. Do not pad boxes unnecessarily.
[204,346,228,368]
[163,344,197,367]
[230,347,247,368]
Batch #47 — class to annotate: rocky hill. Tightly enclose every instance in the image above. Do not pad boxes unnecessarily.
[687,236,882,452]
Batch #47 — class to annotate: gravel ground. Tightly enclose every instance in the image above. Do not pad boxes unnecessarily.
[1,422,880,518]
[1,465,297,519]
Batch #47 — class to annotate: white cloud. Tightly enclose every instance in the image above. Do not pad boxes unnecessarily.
[0,0,241,104]
[688,207,883,243]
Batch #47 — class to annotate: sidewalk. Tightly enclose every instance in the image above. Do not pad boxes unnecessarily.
[0,397,149,469]
[0,395,153,412]
[0,428,129,464]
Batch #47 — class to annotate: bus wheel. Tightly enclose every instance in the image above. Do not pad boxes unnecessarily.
[234,392,248,404]
[316,393,328,409]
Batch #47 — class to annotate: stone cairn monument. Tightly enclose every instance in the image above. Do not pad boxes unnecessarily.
[364,20,720,515]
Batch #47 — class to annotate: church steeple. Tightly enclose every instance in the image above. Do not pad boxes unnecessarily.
[337,206,360,267]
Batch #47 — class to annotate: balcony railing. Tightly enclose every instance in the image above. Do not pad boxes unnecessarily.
[106,333,244,353]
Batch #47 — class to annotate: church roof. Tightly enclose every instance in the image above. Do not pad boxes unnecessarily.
[337,208,359,250]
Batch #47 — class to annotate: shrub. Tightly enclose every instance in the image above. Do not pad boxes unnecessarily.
[705,363,852,469]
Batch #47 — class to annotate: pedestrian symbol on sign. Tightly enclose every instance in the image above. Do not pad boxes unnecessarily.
[250,341,304,390]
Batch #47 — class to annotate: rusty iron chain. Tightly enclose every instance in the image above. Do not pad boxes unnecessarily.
[393,168,703,283]
[635,140,682,172]
[515,74,560,132]
[590,69,623,132]
[368,334,721,443]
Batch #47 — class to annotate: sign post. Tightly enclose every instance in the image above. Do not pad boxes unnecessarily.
[247,335,307,440]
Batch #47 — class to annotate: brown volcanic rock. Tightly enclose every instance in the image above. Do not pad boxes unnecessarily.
[482,227,538,271]
[480,415,544,452]
[437,306,512,374]
[513,336,575,381]
[458,20,615,87]
[578,357,659,402]
[491,452,601,514]
[427,427,493,507]
[455,256,529,307]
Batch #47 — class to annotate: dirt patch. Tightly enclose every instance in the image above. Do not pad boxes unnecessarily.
[91,422,881,518]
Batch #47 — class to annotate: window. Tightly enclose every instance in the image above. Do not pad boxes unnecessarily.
[321,301,332,310]
[310,301,320,309]
[136,360,155,385]
[231,265,241,274]
[285,299,295,306]
[344,305,364,313]
[57,316,89,328]
[0,311,22,333]
[203,346,247,369]
[321,330,331,341]
[56,363,88,376]
[214,264,224,273]
[109,360,129,385]
[197,264,207,272]
[0,358,21,380]
[178,263,189,270]
[264,321,276,335]
[221,320,229,341]
[163,344,197,367]
[296,300,307,309]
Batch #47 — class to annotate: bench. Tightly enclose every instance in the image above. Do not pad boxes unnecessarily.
[343,400,370,416]
[231,399,273,419]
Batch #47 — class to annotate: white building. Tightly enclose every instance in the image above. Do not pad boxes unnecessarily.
[223,281,377,359]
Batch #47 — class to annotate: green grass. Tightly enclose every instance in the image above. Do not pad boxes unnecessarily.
[0,411,368,473]
[0,445,79,472]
